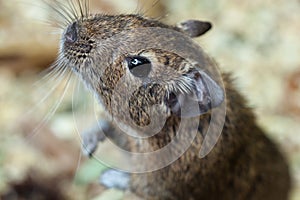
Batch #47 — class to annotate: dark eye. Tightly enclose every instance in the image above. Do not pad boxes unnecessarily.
[125,56,152,78]
[65,22,78,43]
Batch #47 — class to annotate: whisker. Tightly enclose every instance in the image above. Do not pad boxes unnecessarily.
[143,0,161,17]
[19,0,67,29]
[49,8,72,26]
[57,0,78,19]
[34,60,66,87]
[34,67,66,92]
[135,0,143,15]
[72,78,86,149]
[72,78,96,157]
[48,29,64,35]
[73,148,83,183]
[84,0,90,17]
[36,59,63,78]
[26,71,74,140]
[76,0,85,19]
[67,0,79,21]
[43,18,66,29]
[49,15,69,29]
[39,63,69,90]
[46,0,73,25]
[154,12,169,21]
[27,64,70,117]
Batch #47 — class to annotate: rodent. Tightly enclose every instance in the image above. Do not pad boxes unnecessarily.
[52,2,291,200]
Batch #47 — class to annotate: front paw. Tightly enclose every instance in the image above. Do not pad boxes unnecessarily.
[100,169,130,190]
[81,120,110,157]
[81,129,100,157]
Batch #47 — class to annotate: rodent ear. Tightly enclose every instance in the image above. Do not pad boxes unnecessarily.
[176,20,212,38]
[166,70,224,117]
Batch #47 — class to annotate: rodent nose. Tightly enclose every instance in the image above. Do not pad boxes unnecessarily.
[65,22,78,43]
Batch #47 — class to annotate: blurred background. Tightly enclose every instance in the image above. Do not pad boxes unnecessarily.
[0,0,299,199]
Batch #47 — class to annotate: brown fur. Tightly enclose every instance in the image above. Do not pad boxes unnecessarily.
[57,13,291,200]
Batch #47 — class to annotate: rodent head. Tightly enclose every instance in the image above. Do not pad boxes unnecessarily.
[59,14,223,129]
[61,14,211,70]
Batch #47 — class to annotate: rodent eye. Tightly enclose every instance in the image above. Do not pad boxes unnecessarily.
[125,56,152,78]
[65,22,78,43]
